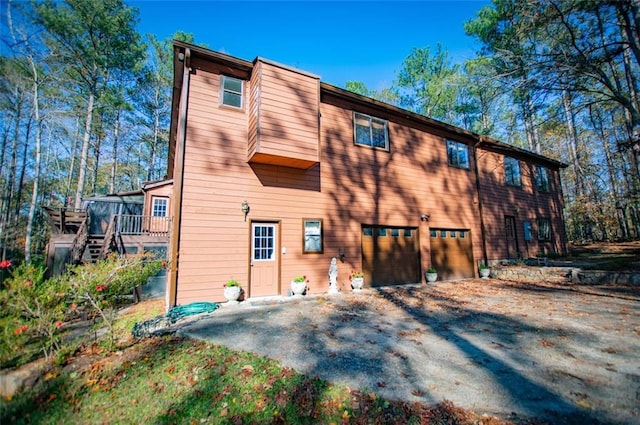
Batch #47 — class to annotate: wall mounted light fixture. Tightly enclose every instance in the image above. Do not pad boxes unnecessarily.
[241,200,250,221]
[420,213,430,222]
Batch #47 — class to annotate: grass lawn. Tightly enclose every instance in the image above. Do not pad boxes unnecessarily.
[1,301,507,425]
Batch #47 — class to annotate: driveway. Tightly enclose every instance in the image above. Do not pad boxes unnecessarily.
[178,279,640,424]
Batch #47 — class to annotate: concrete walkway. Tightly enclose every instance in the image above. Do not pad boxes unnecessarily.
[178,280,640,424]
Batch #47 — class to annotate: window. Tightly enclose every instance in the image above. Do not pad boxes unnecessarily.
[221,75,243,108]
[504,157,521,187]
[430,230,437,237]
[253,224,275,261]
[151,197,168,217]
[363,227,373,237]
[391,228,400,237]
[535,165,550,192]
[377,228,387,237]
[537,218,551,241]
[303,219,323,253]
[446,140,469,169]
[404,229,412,237]
[354,112,389,150]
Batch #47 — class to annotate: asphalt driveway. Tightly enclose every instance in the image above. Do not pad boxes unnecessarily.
[178,279,640,424]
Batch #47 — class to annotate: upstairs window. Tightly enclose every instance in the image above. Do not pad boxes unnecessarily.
[537,218,551,241]
[504,156,521,187]
[446,140,469,169]
[221,75,243,108]
[354,112,389,150]
[535,165,550,192]
[152,197,168,217]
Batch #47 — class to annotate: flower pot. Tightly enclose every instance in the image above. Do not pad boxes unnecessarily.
[425,272,438,284]
[291,281,307,296]
[479,268,491,279]
[223,286,241,303]
[351,277,364,292]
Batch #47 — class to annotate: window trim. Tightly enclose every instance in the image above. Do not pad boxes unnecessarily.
[302,218,323,254]
[504,156,522,187]
[353,112,390,151]
[535,165,550,192]
[151,197,169,217]
[537,218,552,241]
[220,75,244,109]
[446,140,470,169]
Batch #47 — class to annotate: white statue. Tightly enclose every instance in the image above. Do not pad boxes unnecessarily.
[328,257,340,295]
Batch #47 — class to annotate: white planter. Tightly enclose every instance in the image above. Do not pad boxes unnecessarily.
[479,268,491,279]
[351,277,364,292]
[291,281,307,296]
[223,285,241,303]
[425,272,438,284]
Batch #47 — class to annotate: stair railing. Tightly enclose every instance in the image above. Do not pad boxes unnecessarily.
[69,216,89,264]
[98,215,117,259]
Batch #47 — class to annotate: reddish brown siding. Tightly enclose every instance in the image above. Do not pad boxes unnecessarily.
[248,60,320,169]
[170,44,566,305]
[477,149,566,260]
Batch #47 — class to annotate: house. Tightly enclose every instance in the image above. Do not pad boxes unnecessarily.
[166,41,567,307]
[44,180,173,298]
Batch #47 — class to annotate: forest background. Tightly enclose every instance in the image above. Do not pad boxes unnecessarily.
[1,0,639,266]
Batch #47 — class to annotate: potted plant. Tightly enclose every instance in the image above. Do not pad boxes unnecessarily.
[291,275,308,296]
[479,264,491,279]
[425,268,438,284]
[350,270,365,291]
[223,279,241,303]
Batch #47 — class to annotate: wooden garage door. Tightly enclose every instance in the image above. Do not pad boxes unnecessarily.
[429,229,474,281]
[362,225,421,287]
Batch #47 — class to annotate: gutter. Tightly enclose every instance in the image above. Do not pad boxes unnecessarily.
[167,47,191,310]
[473,137,489,268]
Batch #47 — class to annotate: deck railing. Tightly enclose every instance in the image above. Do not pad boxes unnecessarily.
[116,215,172,237]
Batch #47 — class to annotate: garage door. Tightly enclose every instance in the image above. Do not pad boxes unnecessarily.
[362,225,421,287]
[429,229,474,280]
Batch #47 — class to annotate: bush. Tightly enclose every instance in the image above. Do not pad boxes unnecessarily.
[0,253,164,367]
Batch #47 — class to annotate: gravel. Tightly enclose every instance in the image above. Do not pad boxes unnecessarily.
[178,280,640,424]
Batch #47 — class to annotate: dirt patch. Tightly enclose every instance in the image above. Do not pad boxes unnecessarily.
[181,279,640,424]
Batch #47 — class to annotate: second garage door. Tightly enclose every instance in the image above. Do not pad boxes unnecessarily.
[429,229,475,280]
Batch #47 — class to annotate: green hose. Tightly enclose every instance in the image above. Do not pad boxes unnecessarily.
[166,301,219,323]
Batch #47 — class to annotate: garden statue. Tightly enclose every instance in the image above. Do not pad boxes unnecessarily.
[328,257,340,294]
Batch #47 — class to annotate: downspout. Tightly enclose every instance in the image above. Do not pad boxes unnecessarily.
[473,137,489,268]
[168,47,191,309]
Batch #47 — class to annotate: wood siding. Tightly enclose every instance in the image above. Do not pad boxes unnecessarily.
[247,60,320,169]
[477,148,566,260]
[171,46,566,305]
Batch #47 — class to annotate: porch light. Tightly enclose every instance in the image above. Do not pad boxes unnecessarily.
[241,200,250,221]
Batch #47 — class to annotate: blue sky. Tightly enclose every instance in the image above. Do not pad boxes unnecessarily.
[131,1,491,90]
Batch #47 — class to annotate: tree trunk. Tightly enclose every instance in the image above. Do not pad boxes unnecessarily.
[65,117,79,207]
[25,58,41,263]
[74,90,95,209]
[562,89,584,198]
[109,108,121,193]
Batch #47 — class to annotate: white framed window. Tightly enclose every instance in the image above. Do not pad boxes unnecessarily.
[303,219,323,253]
[535,165,550,192]
[354,112,389,150]
[504,156,521,187]
[252,224,275,261]
[221,75,243,108]
[151,197,168,217]
[446,140,470,169]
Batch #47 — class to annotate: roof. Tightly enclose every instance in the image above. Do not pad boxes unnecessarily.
[170,40,567,170]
